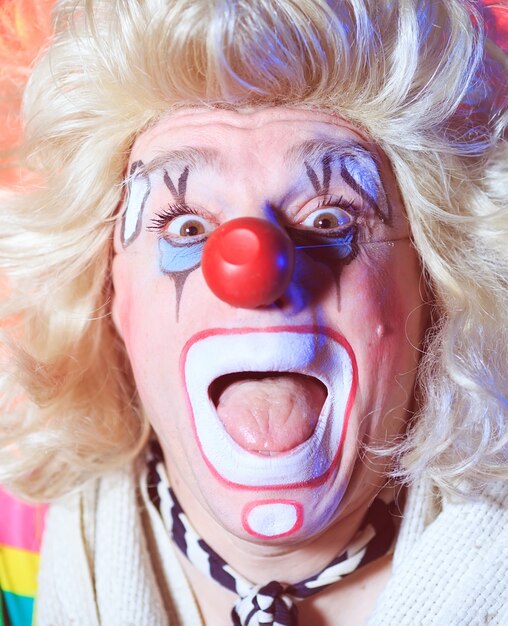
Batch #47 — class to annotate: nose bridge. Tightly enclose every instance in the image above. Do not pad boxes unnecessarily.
[225,137,282,220]
[227,198,279,223]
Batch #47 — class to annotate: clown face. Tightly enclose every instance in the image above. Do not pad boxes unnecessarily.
[112,107,426,544]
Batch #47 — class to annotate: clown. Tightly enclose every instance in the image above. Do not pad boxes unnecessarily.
[1,1,507,625]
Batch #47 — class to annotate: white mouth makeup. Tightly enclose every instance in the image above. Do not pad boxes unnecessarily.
[181,327,357,489]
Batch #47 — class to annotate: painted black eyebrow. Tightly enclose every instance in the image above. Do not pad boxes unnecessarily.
[164,166,190,203]
[284,139,381,173]
[285,139,391,225]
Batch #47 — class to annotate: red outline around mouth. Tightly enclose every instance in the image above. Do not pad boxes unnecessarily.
[180,325,358,491]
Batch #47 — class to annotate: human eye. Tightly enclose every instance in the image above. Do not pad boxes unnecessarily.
[296,196,354,234]
[147,203,216,239]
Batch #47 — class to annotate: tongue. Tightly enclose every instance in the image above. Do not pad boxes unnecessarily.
[215,373,326,453]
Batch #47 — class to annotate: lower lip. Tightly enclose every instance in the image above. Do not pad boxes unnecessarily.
[181,325,358,490]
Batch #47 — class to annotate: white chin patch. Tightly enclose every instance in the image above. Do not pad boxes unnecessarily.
[182,328,356,488]
[243,501,302,538]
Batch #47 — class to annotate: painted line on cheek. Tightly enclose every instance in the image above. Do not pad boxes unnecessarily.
[158,237,206,321]
[242,500,304,539]
[290,228,355,260]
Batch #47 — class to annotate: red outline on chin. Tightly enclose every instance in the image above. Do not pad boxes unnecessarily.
[180,325,358,491]
[242,499,304,539]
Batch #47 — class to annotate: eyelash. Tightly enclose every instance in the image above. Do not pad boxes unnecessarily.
[146,195,357,235]
[312,195,355,213]
[146,203,200,232]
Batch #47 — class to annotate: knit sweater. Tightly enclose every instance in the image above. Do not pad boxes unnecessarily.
[36,465,508,625]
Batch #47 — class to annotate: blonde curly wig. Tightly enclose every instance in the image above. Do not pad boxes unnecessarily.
[0,0,507,500]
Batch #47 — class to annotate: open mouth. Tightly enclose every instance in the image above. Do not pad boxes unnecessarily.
[210,372,328,455]
[181,326,357,489]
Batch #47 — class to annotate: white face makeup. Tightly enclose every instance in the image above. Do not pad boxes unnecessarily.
[112,107,427,545]
[121,161,151,246]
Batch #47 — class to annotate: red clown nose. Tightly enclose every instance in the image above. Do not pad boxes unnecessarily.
[202,217,295,308]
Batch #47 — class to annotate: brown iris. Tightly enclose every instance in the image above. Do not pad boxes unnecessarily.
[313,212,341,229]
[180,219,206,237]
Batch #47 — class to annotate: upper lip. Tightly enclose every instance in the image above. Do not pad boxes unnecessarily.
[181,324,344,392]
